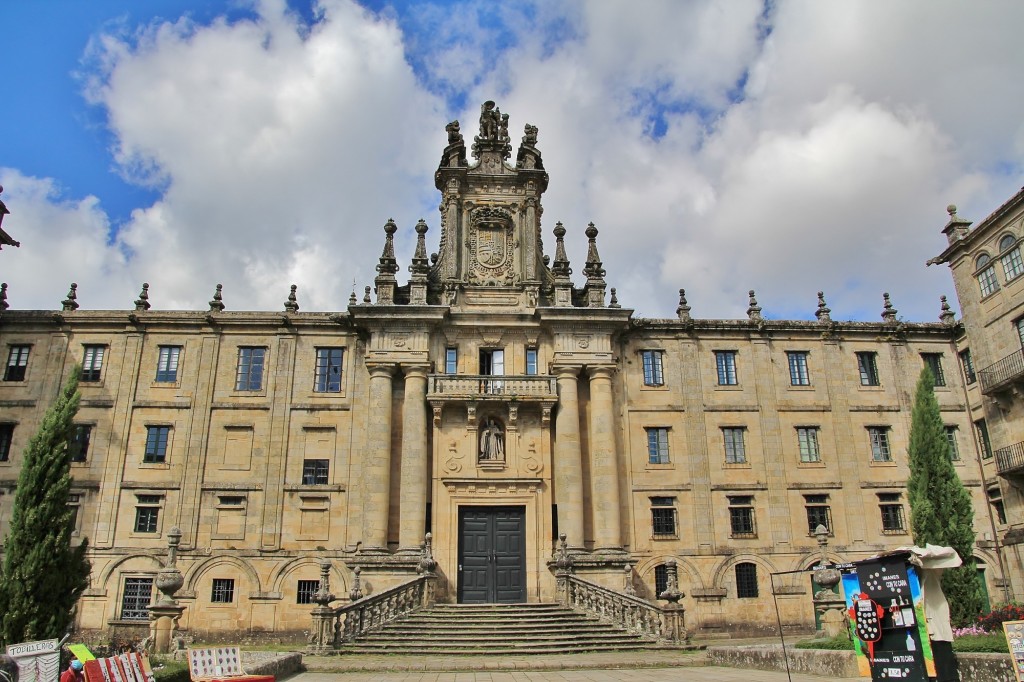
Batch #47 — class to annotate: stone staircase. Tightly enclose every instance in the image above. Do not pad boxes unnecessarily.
[341,602,662,655]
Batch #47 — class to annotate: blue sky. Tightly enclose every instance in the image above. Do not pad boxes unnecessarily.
[2,1,1023,320]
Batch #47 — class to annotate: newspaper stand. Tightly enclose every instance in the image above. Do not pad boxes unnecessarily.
[840,552,935,680]
[186,648,273,682]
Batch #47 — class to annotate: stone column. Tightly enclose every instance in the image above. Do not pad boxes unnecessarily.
[588,366,622,550]
[553,366,585,549]
[398,364,430,552]
[362,363,395,552]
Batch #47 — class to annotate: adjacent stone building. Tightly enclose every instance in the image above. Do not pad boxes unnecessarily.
[930,189,1024,605]
[0,103,1002,640]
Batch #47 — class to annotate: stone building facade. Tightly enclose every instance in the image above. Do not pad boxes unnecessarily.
[0,103,1002,640]
[931,188,1024,605]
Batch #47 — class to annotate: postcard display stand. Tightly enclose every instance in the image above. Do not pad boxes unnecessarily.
[841,554,935,680]
[1002,620,1024,681]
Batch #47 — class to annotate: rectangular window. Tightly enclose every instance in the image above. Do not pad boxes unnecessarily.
[70,424,92,463]
[922,353,946,387]
[723,427,746,464]
[804,494,832,535]
[878,493,906,533]
[988,487,1007,525]
[729,496,756,538]
[120,577,153,620]
[297,579,320,604]
[0,423,13,462]
[302,458,329,485]
[445,348,458,374]
[641,350,664,386]
[654,564,668,597]
[857,352,880,386]
[944,426,960,461]
[959,349,976,385]
[314,347,344,393]
[646,427,670,464]
[82,345,106,382]
[4,345,30,381]
[1003,246,1024,281]
[715,351,738,386]
[735,563,758,598]
[978,265,999,297]
[868,426,892,462]
[787,351,810,386]
[525,348,538,376]
[975,419,993,459]
[650,497,677,538]
[797,427,821,463]
[134,495,162,533]
[1016,318,1024,349]
[235,347,266,391]
[144,426,170,463]
[68,493,81,532]
[155,346,181,383]
[211,578,235,604]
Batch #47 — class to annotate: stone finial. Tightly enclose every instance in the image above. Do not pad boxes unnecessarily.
[410,219,430,277]
[676,289,691,322]
[582,222,607,282]
[209,284,225,312]
[554,533,573,571]
[418,532,437,574]
[376,219,399,276]
[284,284,299,313]
[623,564,636,596]
[363,286,372,304]
[349,566,364,601]
[154,526,184,606]
[0,283,8,311]
[812,524,841,591]
[609,288,620,308]
[348,289,357,306]
[134,283,151,311]
[942,203,972,244]
[881,292,897,323]
[313,558,335,607]
[551,222,571,279]
[939,295,956,325]
[815,291,831,322]
[62,283,80,311]
[659,559,683,603]
[746,290,762,322]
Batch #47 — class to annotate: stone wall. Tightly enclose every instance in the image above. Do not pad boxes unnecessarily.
[707,645,1017,682]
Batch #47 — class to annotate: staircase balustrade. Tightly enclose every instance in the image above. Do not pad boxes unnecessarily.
[557,573,687,644]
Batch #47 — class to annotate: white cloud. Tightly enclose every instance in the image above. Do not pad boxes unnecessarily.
[4,0,1024,322]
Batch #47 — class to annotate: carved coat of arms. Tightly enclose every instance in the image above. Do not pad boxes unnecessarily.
[477,225,507,268]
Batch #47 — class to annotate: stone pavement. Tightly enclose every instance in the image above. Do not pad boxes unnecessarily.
[293,668,832,681]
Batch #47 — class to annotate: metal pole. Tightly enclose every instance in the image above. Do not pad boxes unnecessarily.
[769,571,794,682]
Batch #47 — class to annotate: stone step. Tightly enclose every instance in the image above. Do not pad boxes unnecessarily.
[341,642,656,655]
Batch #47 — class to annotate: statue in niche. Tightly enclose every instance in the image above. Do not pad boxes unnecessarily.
[479,101,500,140]
[479,419,505,461]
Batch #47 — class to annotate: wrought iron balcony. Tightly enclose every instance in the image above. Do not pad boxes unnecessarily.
[427,374,557,401]
[979,348,1024,394]
[995,441,1024,477]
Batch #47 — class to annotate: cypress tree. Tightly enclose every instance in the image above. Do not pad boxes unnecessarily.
[906,366,984,627]
[0,366,91,646]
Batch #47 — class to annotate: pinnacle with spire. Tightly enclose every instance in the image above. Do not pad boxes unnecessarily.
[134,283,151,311]
[815,291,831,322]
[284,284,299,313]
[62,283,79,311]
[209,284,225,312]
[551,222,571,280]
[676,289,691,322]
[881,292,897,323]
[746,290,762,322]
[939,295,956,325]
[410,219,430,277]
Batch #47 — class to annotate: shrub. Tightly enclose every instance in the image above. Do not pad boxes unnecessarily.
[794,634,854,650]
[952,632,1009,653]
[152,660,190,682]
[976,603,1024,633]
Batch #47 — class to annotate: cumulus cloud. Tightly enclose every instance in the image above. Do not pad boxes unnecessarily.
[3,0,1024,322]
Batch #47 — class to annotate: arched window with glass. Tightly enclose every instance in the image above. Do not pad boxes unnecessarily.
[976,253,999,297]
[1000,234,1024,282]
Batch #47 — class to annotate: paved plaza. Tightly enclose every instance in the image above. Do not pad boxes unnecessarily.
[293,669,833,681]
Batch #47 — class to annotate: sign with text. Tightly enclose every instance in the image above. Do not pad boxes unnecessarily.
[5,639,60,682]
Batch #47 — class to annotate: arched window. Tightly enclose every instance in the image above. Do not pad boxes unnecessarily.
[1000,234,1018,252]
[654,564,668,597]
[976,253,991,268]
[1001,236,1024,281]
[976,254,999,296]
[736,562,758,598]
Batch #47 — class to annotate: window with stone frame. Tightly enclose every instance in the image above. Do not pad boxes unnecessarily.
[959,349,976,385]
[4,345,30,382]
[1016,317,1024,349]
[654,564,669,598]
[1001,234,1024,281]
[120,577,153,620]
[976,254,999,297]
[728,496,756,538]
[82,344,106,382]
[67,493,81,533]
[921,353,946,387]
[715,351,738,385]
[650,497,677,538]
[944,425,961,461]
[525,348,538,375]
[144,426,170,463]
[735,562,758,598]
[878,493,906,534]
[868,426,892,462]
[722,427,746,464]
[787,351,810,386]
[155,345,181,383]
[988,486,1007,525]
[70,424,92,462]
[314,347,344,393]
[975,419,993,459]
[856,351,880,386]
[445,347,458,374]
[646,427,670,464]
[641,350,664,386]
[211,578,235,603]
[797,426,821,463]
[804,494,832,535]
[134,495,162,533]
[297,579,320,604]
[0,423,13,462]
[235,346,266,391]
[302,459,330,485]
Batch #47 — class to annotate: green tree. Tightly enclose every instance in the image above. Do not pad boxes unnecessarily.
[906,366,984,627]
[0,366,91,646]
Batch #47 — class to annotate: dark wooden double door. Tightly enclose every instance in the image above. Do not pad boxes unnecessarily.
[458,506,526,603]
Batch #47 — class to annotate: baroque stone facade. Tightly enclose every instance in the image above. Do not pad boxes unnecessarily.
[0,103,1002,640]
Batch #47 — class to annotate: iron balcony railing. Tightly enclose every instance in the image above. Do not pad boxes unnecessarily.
[979,348,1024,394]
[995,441,1024,476]
[427,374,557,400]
